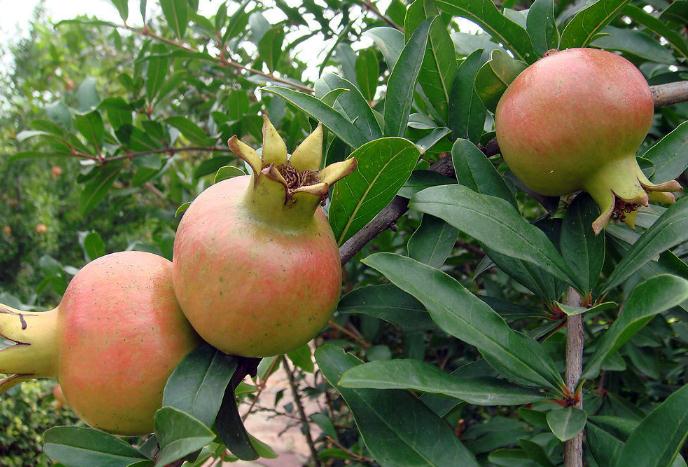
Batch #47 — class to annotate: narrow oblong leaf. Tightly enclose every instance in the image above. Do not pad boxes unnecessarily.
[452,138,515,207]
[44,427,151,467]
[163,344,238,427]
[615,385,688,467]
[329,138,420,244]
[604,197,688,291]
[340,359,545,405]
[448,50,486,144]
[364,27,405,69]
[546,407,587,441]
[160,0,188,39]
[316,344,480,467]
[154,407,215,467]
[166,116,214,146]
[643,120,688,183]
[410,184,577,288]
[384,18,433,137]
[527,0,559,56]
[355,48,380,102]
[80,164,122,216]
[474,49,527,112]
[408,214,457,268]
[584,274,688,378]
[215,386,259,460]
[74,110,105,150]
[623,4,688,61]
[363,253,565,391]
[560,0,630,49]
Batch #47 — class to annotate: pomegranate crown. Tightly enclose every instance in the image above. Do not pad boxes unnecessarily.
[228,115,356,223]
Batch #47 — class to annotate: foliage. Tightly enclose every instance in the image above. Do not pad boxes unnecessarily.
[1,0,688,466]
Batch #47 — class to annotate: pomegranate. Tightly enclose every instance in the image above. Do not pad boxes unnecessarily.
[495,48,682,233]
[0,251,199,435]
[173,116,356,357]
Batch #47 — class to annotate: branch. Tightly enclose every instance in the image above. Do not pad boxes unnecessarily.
[339,81,688,265]
[283,359,321,467]
[564,288,584,467]
[356,0,403,30]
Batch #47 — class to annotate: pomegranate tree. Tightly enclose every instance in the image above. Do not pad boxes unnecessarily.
[495,48,682,233]
[173,116,356,357]
[0,252,199,435]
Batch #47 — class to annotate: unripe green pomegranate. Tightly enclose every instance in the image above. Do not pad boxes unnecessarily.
[0,252,199,435]
[173,116,356,357]
[495,48,682,233]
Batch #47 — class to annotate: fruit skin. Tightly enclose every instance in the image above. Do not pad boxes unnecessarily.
[495,48,681,233]
[0,252,199,435]
[173,117,355,357]
[173,175,342,357]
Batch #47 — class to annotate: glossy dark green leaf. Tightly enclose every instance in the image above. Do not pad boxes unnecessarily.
[355,49,379,101]
[76,77,100,112]
[592,26,675,64]
[44,426,151,467]
[110,0,128,21]
[80,164,122,215]
[398,170,455,199]
[167,116,214,146]
[215,387,259,460]
[258,27,285,72]
[160,0,188,39]
[287,344,314,373]
[660,1,688,25]
[604,197,688,291]
[560,0,630,49]
[99,97,132,130]
[79,231,106,261]
[74,110,105,150]
[330,138,420,244]
[415,127,451,153]
[340,359,545,405]
[546,407,586,441]
[363,253,565,391]
[643,120,688,183]
[384,18,433,137]
[408,214,457,268]
[410,185,577,287]
[262,86,368,148]
[448,50,486,144]
[615,384,688,467]
[518,438,556,467]
[527,0,559,56]
[623,4,688,60]
[554,300,616,317]
[474,49,527,112]
[146,45,169,102]
[584,274,688,378]
[163,344,237,427]
[452,138,515,207]
[316,344,480,467]
[560,194,605,294]
[405,0,457,121]
[154,407,215,466]
[337,284,435,331]
[214,165,245,184]
[364,27,405,69]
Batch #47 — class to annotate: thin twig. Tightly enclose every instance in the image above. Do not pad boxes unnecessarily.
[241,355,282,421]
[325,435,374,463]
[283,359,321,467]
[328,319,370,348]
[564,288,584,467]
[357,0,402,30]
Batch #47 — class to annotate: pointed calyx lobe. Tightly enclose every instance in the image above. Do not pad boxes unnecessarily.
[228,115,356,222]
[495,48,682,234]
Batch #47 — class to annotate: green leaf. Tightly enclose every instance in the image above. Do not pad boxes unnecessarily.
[408,214,457,268]
[592,26,675,65]
[167,116,214,146]
[364,27,405,69]
[176,202,191,218]
[146,45,169,102]
[258,27,285,72]
[99,97,133,130]
[560,0,630,49]
[154,407,215,467]
[340,359,545,405]
[214,165,245,184]
[316,344,480,467]
[160,0,188,39]
[615,384,688,467]
[546,407,587,441]
[287,344,314,373]
[75,110,105,150]
[329,138,420,244]
[263,86,368,148]
[79,231,106,261]
[363,253,565,391]
[518,438,556,467]
[80,164,122,216]
[584,274,688,378]
[560,194,605,294]
[448,50,486,144]
[110,0,128,21]
[474,49,527,112]
[554,300,616,317]
[76,77,100,112]
[384,18,433,137]
[405,1,457,121]
[337,284,435,331]
[622,4,688,61]
[410,184,577,287]
[452,138,515,207]
[604,197,688,291]
[163,344,237,427]
[434,0,535,62]
[643,121,688,183]
[44,427,151,467]
[355,49,379,101]
[527,0,559,56]
[215,387,259,460]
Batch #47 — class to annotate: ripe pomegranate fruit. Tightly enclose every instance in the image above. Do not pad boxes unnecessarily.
[173,116,356,357]
[0,251,199,435]
[495,48,682,233]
